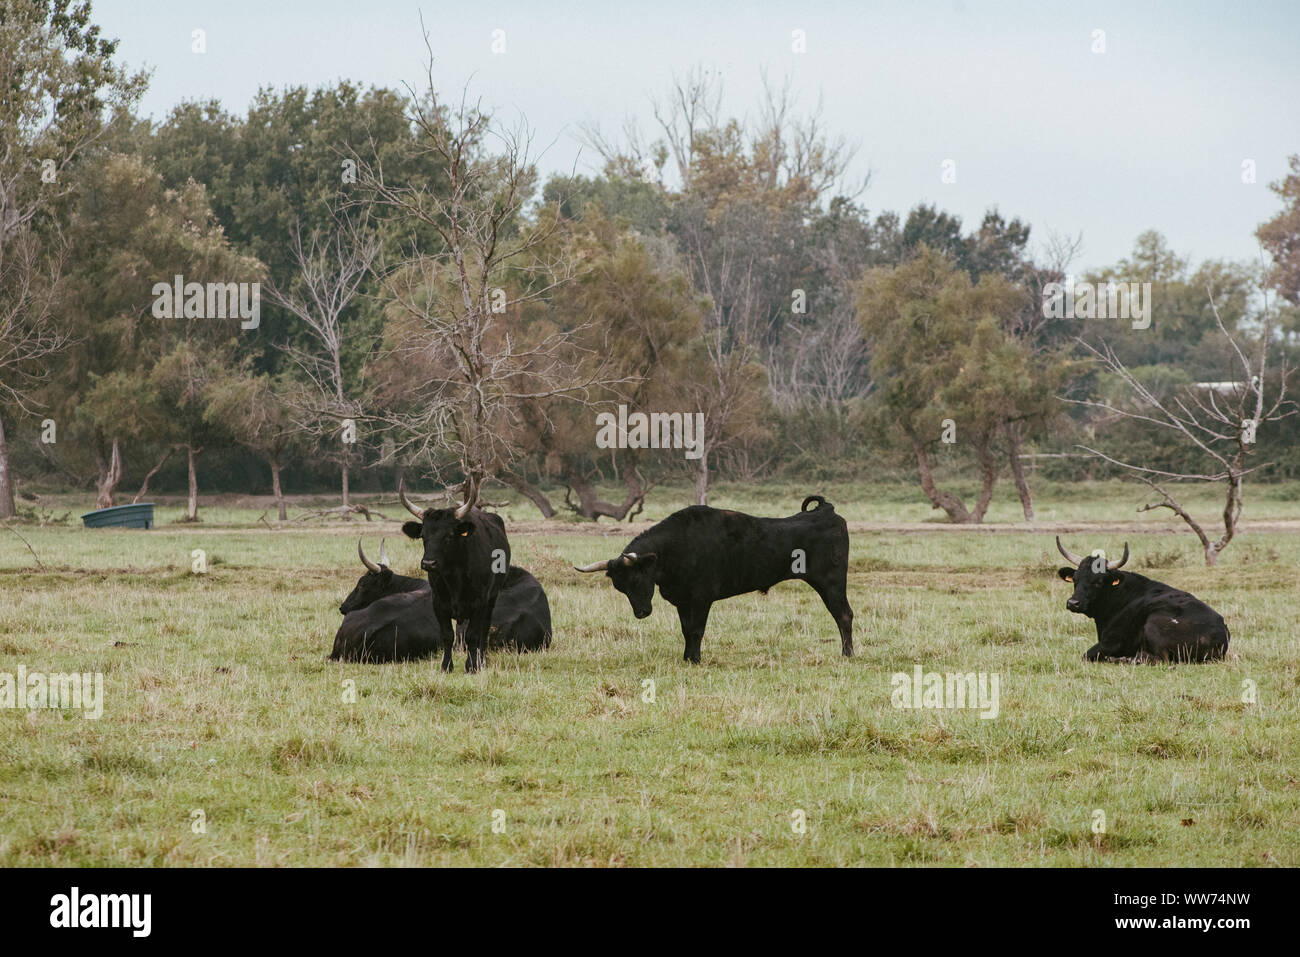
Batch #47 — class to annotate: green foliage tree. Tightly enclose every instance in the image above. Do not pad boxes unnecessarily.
[857,245,1040,523]
[49,152,261,508]
[1257,155,1300,311]
[0,0,144,516]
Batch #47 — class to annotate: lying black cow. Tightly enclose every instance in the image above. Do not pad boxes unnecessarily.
[331,539,438,662]
[400,483,511,673]
[454,566,552,653]
[338,538,427,614]
[575,495,853,663]
[331,539,551,662]
[1056,537,1230,662]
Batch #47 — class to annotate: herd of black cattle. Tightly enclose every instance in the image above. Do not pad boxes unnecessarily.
[329,490,1231,671]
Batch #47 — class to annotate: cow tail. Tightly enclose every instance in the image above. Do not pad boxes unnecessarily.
[801,495,829,512]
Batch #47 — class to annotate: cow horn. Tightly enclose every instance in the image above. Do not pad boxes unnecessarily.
[622,552,637,565]
[454,473,480,520]
[378,538,390,568]
[1055,536,1084,565]
[358,538,380,573]
[398,480,426,518]
[573,559,610,572]
[1107,542,1130,571]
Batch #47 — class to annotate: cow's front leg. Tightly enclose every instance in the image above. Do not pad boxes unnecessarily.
[676,603,711,664]
[463,612,491,674]
[437,613,455,672]
[1088,623,1139,662]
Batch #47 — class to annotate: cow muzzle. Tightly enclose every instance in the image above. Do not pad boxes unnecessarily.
[421,559,438,572]
[1066,597,1081,612]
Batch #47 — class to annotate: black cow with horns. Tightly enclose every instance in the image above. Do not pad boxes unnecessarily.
[330,538,438,662]
[1055,537,1230,662]
[331,538,551,662]
[400,481,511,673]
[574,495,854,663]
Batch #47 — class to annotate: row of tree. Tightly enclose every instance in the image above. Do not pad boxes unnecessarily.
[2,4,1297,562]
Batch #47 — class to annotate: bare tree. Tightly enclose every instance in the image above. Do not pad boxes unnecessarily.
[268,212,380,510]
[1072,285,1295,565]
[356,42,624,511]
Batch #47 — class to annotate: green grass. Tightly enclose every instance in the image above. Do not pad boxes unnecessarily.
[1,481,1298,866]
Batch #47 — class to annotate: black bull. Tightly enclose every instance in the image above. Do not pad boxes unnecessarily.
[1056,537,1230,662]
[400,492,512,673]
[330,542,550,663]
[574,495,853,663]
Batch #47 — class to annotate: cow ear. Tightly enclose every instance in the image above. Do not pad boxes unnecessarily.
[639,552,657,567]
[380,568,393,581]
[456,521,474,537]
[1057,567,1074,582]
[401,521,423,539]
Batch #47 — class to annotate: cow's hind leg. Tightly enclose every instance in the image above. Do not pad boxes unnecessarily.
[1141,614,1226,663]
[676,603,711,664]
[809,579,854,657]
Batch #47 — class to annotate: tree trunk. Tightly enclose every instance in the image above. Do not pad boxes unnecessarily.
[271,458,287,521]
[694,448,709,506]
[341,461,350,510]
[503,473,555,518]
[132,446,176,504]
[563,470,646,521]
[911,434,971,523]
[0,413,14,519]
[1005,424,1035,522]
[969,434,998,524]
[185,445,200,521]
[95,438,123,509]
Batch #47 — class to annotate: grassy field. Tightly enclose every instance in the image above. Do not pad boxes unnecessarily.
[1,480,1298,866]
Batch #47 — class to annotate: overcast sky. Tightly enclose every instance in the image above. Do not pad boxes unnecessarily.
[94,0,1299,273]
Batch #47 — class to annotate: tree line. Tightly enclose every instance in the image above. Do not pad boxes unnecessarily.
[2,3,1297,542]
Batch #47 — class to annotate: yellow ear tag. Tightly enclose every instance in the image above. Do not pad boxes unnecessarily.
[460,530,469,536]
[1111,578,1121,586]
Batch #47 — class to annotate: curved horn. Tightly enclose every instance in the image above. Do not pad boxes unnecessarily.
[398,480,425,518]
[1106,542,1130,571]
[622,552,637,565]
[454,474,480,520]
[378,538,390,568]
[573,559,610,573]
[358,538,380,573]
[1055,536,1084,565]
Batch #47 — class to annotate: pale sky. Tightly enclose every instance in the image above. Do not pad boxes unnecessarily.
[94,0,1300,273]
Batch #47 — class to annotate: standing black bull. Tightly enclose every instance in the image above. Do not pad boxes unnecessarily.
[400,483,511,673]
[574,495,853,663]
[331,540,551,662]
[1055,537,1230,662]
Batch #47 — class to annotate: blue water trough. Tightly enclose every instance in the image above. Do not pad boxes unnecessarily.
[81,503,156,529]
